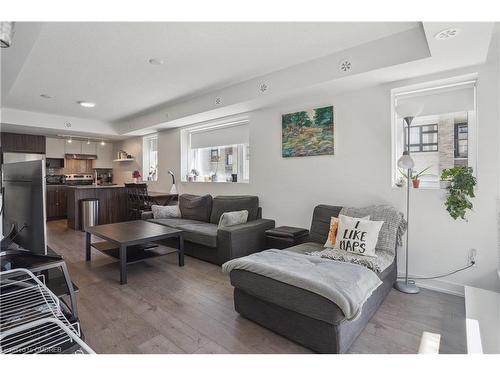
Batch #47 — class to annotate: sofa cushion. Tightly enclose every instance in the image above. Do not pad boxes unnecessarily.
[210,195,259,224]
[148,218,205,228]
[309,205,343,244]
[179,194,213,222]
[176,223,218,248]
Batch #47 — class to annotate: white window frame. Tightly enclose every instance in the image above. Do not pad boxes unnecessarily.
[391,76,478,189]
[143,134,159,182]
[180,116,250,184]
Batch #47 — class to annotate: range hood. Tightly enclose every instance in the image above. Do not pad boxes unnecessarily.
[65,153,98,160]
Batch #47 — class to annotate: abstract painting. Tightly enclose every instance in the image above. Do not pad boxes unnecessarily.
[282,105,334,157]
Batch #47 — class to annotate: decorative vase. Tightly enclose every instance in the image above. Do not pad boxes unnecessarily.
[412,179,420,188]
[133,177,138,184]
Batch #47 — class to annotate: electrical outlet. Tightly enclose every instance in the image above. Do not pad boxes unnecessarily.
[469,248,478,266]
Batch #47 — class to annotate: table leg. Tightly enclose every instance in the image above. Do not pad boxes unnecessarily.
[178,233,184,267]
[120,245,127,284]
[85,232,91,261]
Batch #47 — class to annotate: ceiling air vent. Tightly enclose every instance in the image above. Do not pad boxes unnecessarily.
[259,83,268,93]
[434,28,460,40]
[215,97,222,105]
[339,59,352,73]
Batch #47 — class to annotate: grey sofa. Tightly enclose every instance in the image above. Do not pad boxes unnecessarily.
[229,204,397,353]
[142,194,275,265]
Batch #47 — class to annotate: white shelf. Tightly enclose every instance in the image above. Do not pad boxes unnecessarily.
[113,158,135,162]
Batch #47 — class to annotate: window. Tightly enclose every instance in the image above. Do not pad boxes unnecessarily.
[392,78,476,189]
[404,123,438,152]
[182,119,250,183]
[143,134,158,181]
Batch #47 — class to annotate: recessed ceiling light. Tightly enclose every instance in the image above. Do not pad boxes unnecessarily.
[148,58,164,65]
[100,139,106,146]
[434,28,460,40]
[40,94,52,99]
[78,101,96,108]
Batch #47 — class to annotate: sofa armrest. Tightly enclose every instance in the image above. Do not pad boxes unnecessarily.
[141,211,154,220]
[217,218,275,262]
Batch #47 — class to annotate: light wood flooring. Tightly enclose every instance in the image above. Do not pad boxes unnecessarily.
[47,220,467,354]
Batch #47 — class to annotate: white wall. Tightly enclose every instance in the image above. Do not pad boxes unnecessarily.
[112,137,143,185]
[128,42,500,295]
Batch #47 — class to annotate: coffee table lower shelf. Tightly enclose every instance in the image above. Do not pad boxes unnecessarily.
[91,241,176,264]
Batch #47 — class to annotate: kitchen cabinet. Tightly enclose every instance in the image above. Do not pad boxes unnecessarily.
[66,186,128,229]
[46,138,66,158]
[46,185,67,220]
[1,132,46,154]
[81,141,97,155]
[64,140,83,154]
[94,143,113,169]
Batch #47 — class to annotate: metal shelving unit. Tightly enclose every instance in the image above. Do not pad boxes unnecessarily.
[0,268,94,354]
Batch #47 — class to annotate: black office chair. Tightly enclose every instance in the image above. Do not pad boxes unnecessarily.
[124,183,155,220]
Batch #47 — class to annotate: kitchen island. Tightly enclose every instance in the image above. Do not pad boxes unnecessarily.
[66,185,128,230]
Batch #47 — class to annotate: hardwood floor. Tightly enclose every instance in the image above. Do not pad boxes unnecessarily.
[47,220,467,354]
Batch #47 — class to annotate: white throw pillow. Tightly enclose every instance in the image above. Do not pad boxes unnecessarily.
[334,214,384,257]
[218,210,248,228]
[151,204,181,219]
[324,215,370,249]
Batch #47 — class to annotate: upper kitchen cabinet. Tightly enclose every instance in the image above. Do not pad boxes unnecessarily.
[46,137,66,158]
[1,133,46,154]
[94,143,113,169]
[81,141,97,155]
[64,140,83,154]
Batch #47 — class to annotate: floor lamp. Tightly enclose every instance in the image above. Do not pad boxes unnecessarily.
[394,101,423,295]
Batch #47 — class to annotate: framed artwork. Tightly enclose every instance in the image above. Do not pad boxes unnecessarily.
[281,105,334,157]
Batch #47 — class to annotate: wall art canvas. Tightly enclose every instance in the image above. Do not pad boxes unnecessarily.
[281,105,334,157]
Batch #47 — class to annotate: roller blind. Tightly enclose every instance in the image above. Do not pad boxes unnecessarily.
[395,82,475,117]
[190,121,249,149]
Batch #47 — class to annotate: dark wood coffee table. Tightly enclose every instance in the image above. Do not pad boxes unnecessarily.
[85,220,184,284]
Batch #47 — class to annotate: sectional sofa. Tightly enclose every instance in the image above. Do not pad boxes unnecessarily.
[142,194,275,265]
[228,204,399,353]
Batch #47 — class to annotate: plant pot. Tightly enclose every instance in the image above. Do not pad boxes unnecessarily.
[412,179,420,188]
[440,180,451,189]
[133,177,138,184]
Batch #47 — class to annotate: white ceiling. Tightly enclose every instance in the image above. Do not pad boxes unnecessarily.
[1,22,419,122]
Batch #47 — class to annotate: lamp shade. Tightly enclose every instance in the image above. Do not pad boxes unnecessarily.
[395,101,423,118]
[397,153,415,169]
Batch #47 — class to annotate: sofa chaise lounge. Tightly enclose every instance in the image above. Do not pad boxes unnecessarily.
[142,194,275,265]
[227,204,400,353]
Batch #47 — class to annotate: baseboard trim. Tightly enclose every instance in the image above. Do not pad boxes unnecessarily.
[397,272,465,297]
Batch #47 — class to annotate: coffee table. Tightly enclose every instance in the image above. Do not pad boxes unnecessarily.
[85,220,184,284]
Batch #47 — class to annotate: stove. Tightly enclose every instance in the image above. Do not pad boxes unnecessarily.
[65,174,94,185]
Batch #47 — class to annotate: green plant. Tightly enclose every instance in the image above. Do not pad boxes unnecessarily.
[399,166,432,181]
[441,166,476,220]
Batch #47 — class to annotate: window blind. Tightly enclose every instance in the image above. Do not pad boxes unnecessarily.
[190,121,249,149]
[395,82,475,117]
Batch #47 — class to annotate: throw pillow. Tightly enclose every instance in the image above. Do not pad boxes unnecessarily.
[334,215,384,257]
[324,215,369,248]
[218,210,249,228]
[152,204,181,219]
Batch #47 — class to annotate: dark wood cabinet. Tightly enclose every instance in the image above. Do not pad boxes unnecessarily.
[46,185,67,220]
[1,132,46,154]
[66,187,128,230]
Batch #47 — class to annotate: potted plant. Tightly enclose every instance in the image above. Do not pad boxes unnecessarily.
[441,166,476,220]
[398,166,432,188]
[132,170,141,183]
